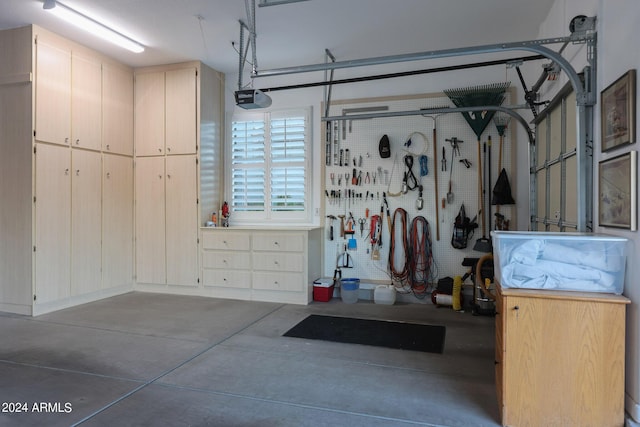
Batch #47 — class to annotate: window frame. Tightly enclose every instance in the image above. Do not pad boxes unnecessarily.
[227,107,312,224]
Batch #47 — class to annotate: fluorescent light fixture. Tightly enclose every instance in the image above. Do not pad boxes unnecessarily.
[43,1,145,53]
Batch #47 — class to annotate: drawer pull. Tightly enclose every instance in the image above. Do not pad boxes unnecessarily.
[223,277,227,281]
[274,261,279,265]
[274,241,279,246]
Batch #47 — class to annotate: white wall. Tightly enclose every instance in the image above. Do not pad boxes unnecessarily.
[535,0,640,421]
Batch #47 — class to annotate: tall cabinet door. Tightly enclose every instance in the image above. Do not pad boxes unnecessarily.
[103,154,133,289]
[165,155,198,285]
[165,68,197,155]
[35,39,71,146]
[71,149,102,295]
[134,72,165,156]
[135,156,166,284]
[103,64,133,155]
[34,143,71,304]
[71,53,102,151]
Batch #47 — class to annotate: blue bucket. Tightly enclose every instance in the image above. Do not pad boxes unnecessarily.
[340,278,360,291]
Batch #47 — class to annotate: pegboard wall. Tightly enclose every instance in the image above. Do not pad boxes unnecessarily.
[322,90,517,296]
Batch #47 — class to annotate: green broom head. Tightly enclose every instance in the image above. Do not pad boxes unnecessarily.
[443,82,510,139]
[493,112,511,137]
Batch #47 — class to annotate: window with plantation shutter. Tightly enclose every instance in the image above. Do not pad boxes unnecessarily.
[230,108,311,222]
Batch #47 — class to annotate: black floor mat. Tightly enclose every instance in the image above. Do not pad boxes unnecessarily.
[283,314,446,354]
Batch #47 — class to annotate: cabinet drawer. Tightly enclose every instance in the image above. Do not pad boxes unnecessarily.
[253,253,303,272]
[253,271,304,292]
[202,251,250,270]
[252,233,304,252]
[203,269,251,288]
[202,232,250,251]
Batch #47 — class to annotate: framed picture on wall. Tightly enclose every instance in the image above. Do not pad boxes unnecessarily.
[598,150,637,230]
[601,69,636,152]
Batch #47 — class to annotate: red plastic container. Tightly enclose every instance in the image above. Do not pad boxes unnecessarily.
[313,279,334,302]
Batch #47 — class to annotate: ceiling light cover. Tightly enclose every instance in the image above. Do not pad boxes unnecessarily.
[44,1,144,53]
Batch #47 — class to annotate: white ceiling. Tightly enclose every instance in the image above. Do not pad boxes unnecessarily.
[0,0,556,77]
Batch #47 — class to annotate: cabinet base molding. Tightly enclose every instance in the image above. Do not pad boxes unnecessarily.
[32,285,133,316]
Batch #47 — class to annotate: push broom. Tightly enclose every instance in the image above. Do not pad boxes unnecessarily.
[443,83,510,252]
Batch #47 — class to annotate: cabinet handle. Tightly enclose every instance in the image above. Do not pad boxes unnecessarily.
[158,174,162,179]
[65,137,69,143]
[75,139,80,145]
[167,147,171,152]
[274,261,279,265]
[64,168,69,175]
[158,148,162,152]
[223,240,227,244]
[223,259,228,264]
[76,169,80,176]
[106,144,110,150]
[274,241,279,246]
[167,174,171,179]
[513,306,519,311]
[106,172,111,179]
[223,277,227,281]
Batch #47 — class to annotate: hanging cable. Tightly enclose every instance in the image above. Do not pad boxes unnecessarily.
[402,155,419,193]
[388,208,409,284]
[409,216,434,298]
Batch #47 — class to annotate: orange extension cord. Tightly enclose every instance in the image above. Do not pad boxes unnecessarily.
[388,208,409,284]
[388,209,435,298]
[409,216,434,297]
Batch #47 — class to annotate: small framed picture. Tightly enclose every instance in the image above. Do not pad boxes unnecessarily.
[599,150,637,230]
[601,69,636,152]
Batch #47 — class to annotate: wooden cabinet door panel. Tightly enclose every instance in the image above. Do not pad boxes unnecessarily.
[71,149,102,295]
[34,143,71,304]
[165,155,198,285]
[135,156,166,283]
[103,154,133,289]
[135,72,165,156]
[103,64,133,155]
[71,53,102,150]
[165,68,196,155]
[35,40,70,145]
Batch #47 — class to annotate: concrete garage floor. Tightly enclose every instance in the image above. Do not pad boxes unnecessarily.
[0,292,499,427]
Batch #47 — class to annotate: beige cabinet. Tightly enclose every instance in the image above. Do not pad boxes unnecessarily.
[165,68,197,155]
[71,53,102,150]
[102,63,133,155]
[496,284,629,427]
[135,67,197,156]
[165,155,198,285]
[135,156,167,284]
[35,39,103,151]
[0,25,135,316]
[201,228,322,304]
[134,71,165,156]
[34,143,71,304]
[35,39,71,146]
[202,232,252,298]
[71,149,102,295]
[102,154,133,289]
[135,155,198,286]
